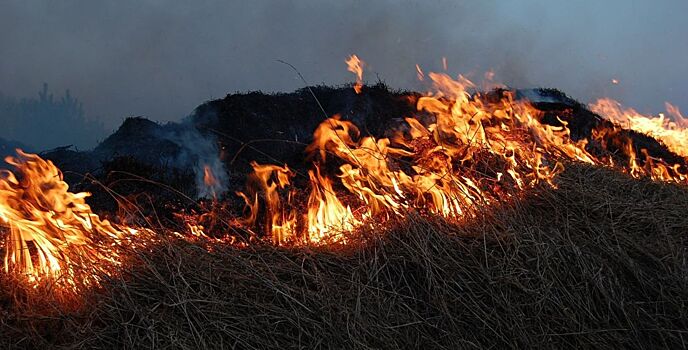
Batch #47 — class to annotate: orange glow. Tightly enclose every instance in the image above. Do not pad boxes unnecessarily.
[346,54,365,94]
[203,165,218,188]
[203,165,219,198]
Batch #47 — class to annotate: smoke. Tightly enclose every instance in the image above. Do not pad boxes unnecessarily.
[1,1,686,141]
[154,121,228,199]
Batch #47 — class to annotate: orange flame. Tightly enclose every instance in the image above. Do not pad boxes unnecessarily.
[346,54,365,94]
[238,68,688,242]
[3,56,688,295]
[306,167,360,243]
[203,165,218,188]
[591,98,688,158]
[202,164,220,199]
[416,64,425,81]
[236,162,297,244]
[0,151,135,287]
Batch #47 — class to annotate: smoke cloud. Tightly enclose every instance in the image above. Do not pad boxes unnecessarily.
[1,0,686,149]
[154,121,228,199]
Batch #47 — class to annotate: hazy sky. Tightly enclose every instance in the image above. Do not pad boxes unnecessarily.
[1,0,686,132]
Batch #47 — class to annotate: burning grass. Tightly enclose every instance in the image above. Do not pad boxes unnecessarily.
[1,164,686,349]
[1,56,688,348]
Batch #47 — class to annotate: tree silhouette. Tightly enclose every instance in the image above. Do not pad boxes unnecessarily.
[0,84,107,151]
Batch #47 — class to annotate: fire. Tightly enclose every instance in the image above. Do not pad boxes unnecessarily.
[591,98,688,158]
[416,64,425,81]
[346,54,365,94]
[0,151,131,287]
[203,165,218,188]
[236,162,297,244]
[239,69,597,242]
[306,167,360,243]
[238,59,688,242]
[203,164,219,199]
[2,54,688,294]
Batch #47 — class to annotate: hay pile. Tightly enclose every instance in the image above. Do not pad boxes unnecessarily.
[1,164,686,349]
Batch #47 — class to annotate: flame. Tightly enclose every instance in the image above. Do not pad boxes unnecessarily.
[188,223,206,237]
[591,98,688,158]
[238,69,688,242]
[203,165,218,188]
[239,72,611,241]
[346,54,365,94]
[306,167,360,243]
[3,55,688,295]
[0,151,129,287]
[416,64,425,81]
[203,165,219,198]
[236,162,297,244]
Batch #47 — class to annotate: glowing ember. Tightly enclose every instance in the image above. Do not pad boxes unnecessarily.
[345,54,365,94]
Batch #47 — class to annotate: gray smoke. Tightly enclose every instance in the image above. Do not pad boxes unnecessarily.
[154,123,228,199]
[1,0,686,146]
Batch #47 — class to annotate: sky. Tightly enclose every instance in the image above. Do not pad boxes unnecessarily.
[1,0,686,142]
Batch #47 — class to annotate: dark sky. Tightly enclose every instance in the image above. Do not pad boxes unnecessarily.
[1,0,686,134]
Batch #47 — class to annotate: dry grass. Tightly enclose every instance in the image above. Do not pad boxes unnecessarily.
[1,164,687,349]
